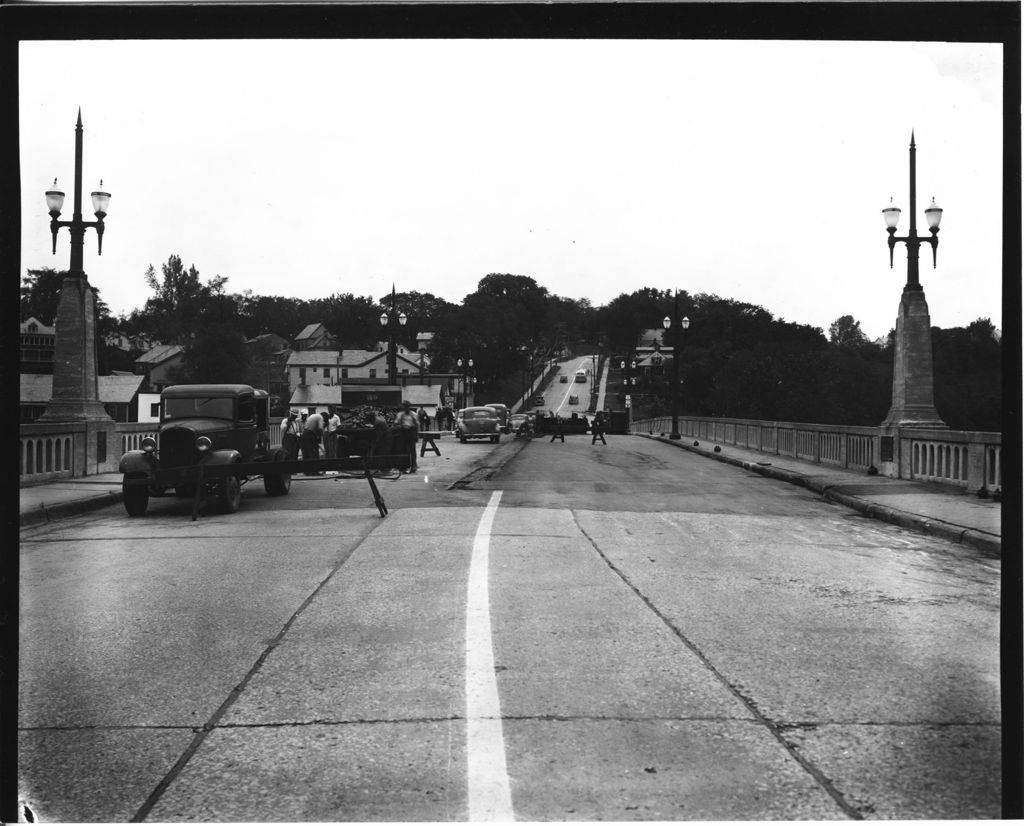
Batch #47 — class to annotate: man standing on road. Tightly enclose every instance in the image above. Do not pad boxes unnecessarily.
[591,411,607,445]
[324,406,341,458]
[396,400,419,473]
[300,408,324,471]
[281,410,301,460]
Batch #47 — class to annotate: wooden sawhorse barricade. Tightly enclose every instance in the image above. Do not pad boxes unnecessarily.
[419,431,442,458]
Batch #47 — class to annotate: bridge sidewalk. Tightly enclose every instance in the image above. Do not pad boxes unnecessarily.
[638,433,1001,556]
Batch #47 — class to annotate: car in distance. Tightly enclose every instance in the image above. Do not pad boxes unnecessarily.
[509,413,529,431]
[575,369,588,383]
[485,403,511,433]
[118,383,291,516]
[559,375,568,383]
[532,395,546,406]
[569,394,580,405]
[456,406,501,443]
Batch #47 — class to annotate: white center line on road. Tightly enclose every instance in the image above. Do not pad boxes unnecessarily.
[465,490,514,822]
[554,358,591,414]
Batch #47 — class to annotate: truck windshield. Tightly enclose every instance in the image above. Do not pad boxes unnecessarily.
[163,397,234,421]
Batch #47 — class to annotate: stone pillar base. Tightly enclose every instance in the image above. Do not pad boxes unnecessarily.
[36,400,112,423]
[882,287,946,430]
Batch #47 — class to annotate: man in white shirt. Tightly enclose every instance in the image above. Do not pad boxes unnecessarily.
[281,410,301,460]
[300,409,324,470]
[325,407,341,458]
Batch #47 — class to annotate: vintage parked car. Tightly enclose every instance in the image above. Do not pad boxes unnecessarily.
[532,395,546,406]
[485,403,511,433]
[569,394,580,405]
[456,406,501,443]
[559,375,568,383]
[118,384,291,516]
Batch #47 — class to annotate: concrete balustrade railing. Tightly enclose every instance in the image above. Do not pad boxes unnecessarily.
[20,414,1000,495]
[631,415,1001,492]
[20,421,286,487]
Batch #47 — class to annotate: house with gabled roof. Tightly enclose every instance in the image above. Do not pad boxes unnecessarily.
[293,323,336,351]
[20,316,56,374]
[21,373,146,424]
[285,349,428,391]
[633,328,673,374]
[284,346,453,410]
[134,344,184,391]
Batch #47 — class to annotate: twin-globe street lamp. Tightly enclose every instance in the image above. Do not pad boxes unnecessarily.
[882,132,943,289]
[37,109,114,426]
[880,133,946,431]
[45,110,111,275]
[378,287,407,385]
[457,358,474,408]
[662,302,690,441]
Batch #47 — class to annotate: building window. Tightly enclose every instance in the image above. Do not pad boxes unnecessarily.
[369,368,377,379]
[341,368,349,379]
[324,368,331,379]
[299,367,307,384]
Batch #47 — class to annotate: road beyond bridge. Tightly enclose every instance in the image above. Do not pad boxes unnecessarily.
[17,432,1001,821]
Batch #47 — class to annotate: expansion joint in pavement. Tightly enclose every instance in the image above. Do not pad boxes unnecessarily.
[128,523,369,822]
[572,510,865,821]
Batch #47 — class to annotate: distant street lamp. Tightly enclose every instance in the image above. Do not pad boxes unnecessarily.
[519,346,539,406]
[457,357,474,408]
[662,293,690,440]
[620,358,637,392]
[379,285,407,384]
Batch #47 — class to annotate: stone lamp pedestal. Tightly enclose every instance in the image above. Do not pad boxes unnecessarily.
[883,286,947,430]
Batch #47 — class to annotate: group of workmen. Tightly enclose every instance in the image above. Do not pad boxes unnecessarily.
[280,401,424,474]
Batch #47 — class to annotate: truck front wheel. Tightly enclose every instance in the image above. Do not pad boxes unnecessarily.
[220,473,241,513]
[123,475,149,517]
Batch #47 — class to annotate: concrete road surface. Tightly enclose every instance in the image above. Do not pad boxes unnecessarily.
[17,433,1000,821]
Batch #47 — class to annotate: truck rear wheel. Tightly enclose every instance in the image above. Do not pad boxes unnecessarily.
[263,449,292,496]
[122,475,149,517]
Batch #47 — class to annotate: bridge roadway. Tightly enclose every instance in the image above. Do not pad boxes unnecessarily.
[17,431,1001,821]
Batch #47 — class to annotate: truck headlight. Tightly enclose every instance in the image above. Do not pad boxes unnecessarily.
[196,436,213,453]
[141,437,157,453]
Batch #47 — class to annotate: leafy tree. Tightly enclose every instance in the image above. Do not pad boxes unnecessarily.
[131,254,232,342]
[21,267,113,328]
[21,267,67,324]
[828,315,869,349]
[932,318,1002,431]
[173,327,251,384]
[599,287,675,355]
[234,293,312,342]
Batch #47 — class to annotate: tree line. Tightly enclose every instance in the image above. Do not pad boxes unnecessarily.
[21,257,1002,432]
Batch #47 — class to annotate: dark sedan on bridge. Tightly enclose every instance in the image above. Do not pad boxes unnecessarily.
[455,406,501,443]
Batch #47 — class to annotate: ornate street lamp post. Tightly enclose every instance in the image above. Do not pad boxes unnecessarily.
[378,285,407,385]
[457,357,474,408]
[38,108,114,428]
[880,133,946,431]
[662,291,690,440]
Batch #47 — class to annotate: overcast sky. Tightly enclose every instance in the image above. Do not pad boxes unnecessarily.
[19,38,1002,342]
